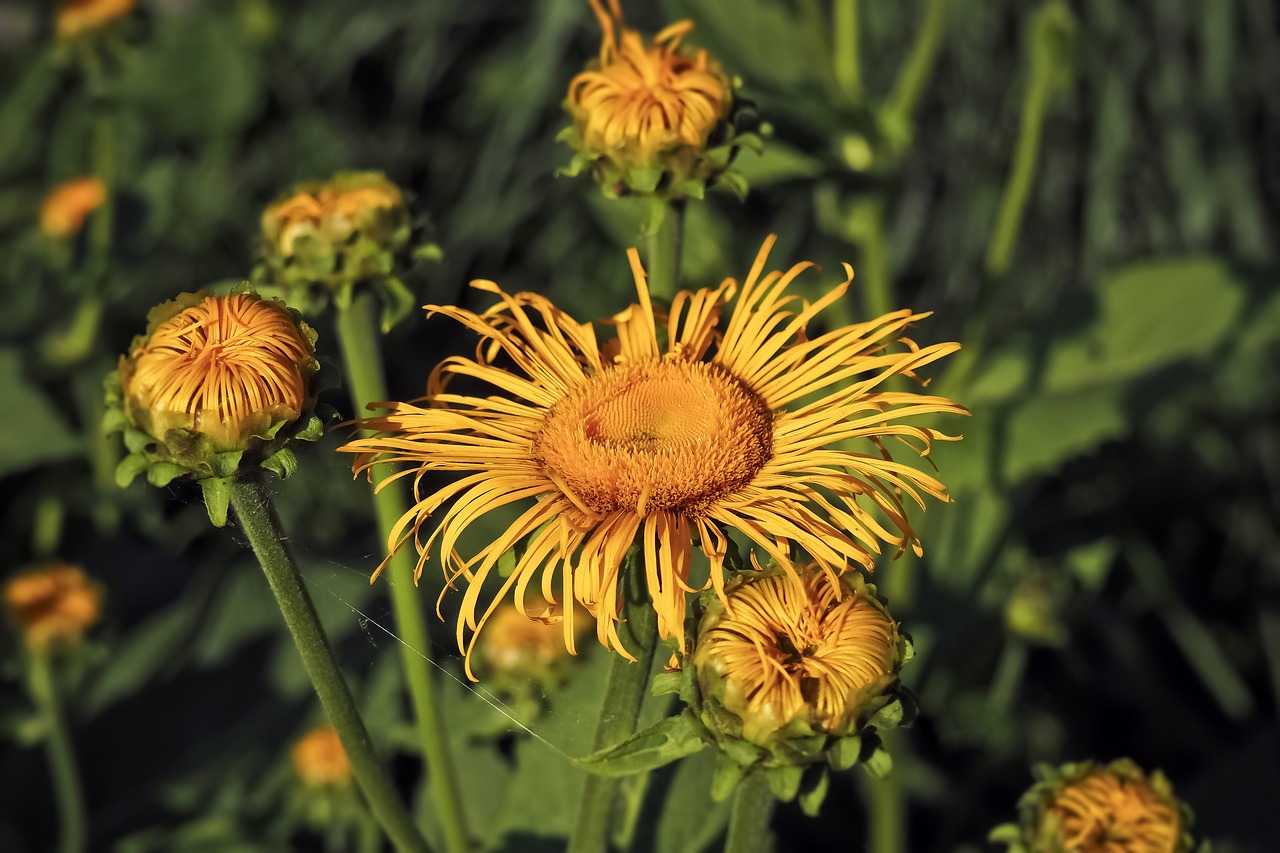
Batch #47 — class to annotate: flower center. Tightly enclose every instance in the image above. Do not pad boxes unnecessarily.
[532,359,772,517]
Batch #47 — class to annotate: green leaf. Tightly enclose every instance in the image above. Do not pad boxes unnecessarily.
[860,746,893,780]
[147,462,192,488]
[730,140,821,187]
[653,750,733,853]
[710,753,747,802]
[260,448,297,479]
[377,276,417,332]
[0,349,81,477]
[573,712,707,777]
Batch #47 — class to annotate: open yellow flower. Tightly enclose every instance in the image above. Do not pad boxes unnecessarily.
[4,563,103,652]
[40,177,106,239]
[291,726,352,788]
[342,236,963,678]
[56,0,133,40]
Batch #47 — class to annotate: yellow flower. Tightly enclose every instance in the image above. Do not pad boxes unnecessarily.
[56,0,133,40]
[341,236,964,679]
[693,568,900,745]
[993,759,1197,853]
[291,726,352,788]
[568,0,731,168]
[40,177,106,239]
[261,175,405,259]
[4,563,103,652]
[1043,767,1182,853]
[480,602,569,678]
[119,292,315,452]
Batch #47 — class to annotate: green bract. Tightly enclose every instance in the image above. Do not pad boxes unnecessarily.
[253,171,440,331]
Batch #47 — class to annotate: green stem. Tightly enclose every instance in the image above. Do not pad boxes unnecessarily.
[227,477,430,853]
[644,201,685,301]
[723,772,775,853]
[851,198,891,333]
[883,0,950,123]
[987,639,1028,712]
[335,293,471,853]
[833,0,861,100]
[860,749,906,853]
[568,558,660,853]
[984,30,1052,277]
[28,652,88,853]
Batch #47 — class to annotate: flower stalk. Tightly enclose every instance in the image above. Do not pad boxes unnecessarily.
[27,651,88,853]
[644,200,685,302]
[568,552,661,853]
[724,771,774,853]
[335,291,471,853]
[833,0,861,101]
[226,475,429,853]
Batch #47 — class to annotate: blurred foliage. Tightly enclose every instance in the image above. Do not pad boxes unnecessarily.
[1,0,1278,851]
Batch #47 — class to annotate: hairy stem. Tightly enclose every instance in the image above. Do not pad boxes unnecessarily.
[227,477,430,853]
[336,292,472,853]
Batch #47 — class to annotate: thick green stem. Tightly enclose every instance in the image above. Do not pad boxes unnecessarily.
[28,652,88,853]
[854,197,891,324]
[644,201,685,301]
[568,560,660,853]
[833,0,861,100]
[985,33,1052,277]
[335,293,471,853]
[227,477,429,853]
[883,0,950,123]
[723,772,775,853]
[860,752,906,853]
[987,639,1028,712]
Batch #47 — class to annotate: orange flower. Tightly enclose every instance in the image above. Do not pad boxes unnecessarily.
[341,236,964,679]
[120,293,315,452]
[56,0,133,40]
[4,563,102,651]
[262,176,405,258]
[40,177,106,239]
[291,726,352,788]
[1044,767,1182,853]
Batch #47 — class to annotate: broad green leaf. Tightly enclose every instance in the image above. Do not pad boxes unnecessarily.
[0,348,81,477]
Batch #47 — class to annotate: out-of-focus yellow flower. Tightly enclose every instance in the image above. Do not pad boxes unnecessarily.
[40,177,106,239]
[261,176,405,261]
[479,602,569,680]
[56,0,133,40]
[119,292,315,452]
[339,236,963,679]
[694,568,901,746]
[4,563,102,652]
[291,726,352,788]
[992,759,1200,853]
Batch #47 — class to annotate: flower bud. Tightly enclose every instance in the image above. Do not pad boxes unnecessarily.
[105,288,324,525]
[255,171,437,330]
[683,566,914,809]
[561,0,759,200]
[4,563,103,652]
[40,177,106,239]
[990,758,1201,853]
